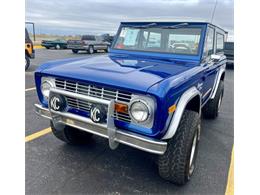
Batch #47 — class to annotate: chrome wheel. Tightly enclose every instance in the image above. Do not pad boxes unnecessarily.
[188,127,199,178]
[89,46,94,54]
[56,44,61,49]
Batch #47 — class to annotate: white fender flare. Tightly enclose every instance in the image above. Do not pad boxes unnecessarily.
[162,86,201,140]
[210,65,225,99]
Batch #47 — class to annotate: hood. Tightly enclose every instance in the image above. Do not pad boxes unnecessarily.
[38,54,199,92]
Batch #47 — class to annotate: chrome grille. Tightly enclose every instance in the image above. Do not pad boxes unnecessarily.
[55,79,132,122]
[113,112,131,123]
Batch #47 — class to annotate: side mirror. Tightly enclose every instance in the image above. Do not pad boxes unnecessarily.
[210,54,221,62]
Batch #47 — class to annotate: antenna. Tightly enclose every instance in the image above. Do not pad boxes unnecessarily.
[211,0,218,23]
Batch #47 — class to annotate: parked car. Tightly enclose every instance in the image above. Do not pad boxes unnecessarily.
[41,39,68,49]
[101,33,114,45]
[224,42,234,69]
[25,28,35,70]
[34,21,227,185]
[67,35,109,54]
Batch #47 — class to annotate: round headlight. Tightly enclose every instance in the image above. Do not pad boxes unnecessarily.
[130,100,150,122]
[41,80,53,99]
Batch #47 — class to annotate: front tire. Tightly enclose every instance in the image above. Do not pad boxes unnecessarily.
[202,80,224,119]
[51,121,93,145]
[158,110,200,185]
[25,55,30,70]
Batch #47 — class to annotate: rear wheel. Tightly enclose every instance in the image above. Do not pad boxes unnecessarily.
[25,55,30,70]
[88,46,94,54]
[158,110,200,185]
[51,121,93,145]
[72,49,78,54]
[202,80,224,119]
[55,44,61,49]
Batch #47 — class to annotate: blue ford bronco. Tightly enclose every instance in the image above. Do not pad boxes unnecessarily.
[34,20,227,185]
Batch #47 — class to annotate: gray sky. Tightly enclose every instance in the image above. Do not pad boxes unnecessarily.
[25,0,233,39]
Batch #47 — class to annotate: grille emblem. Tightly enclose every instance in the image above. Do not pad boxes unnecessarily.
[51,97,60,110]
[90,104,107,123]
[49,93,66,112]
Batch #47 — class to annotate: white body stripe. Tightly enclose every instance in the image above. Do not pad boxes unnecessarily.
[210,64,225,99]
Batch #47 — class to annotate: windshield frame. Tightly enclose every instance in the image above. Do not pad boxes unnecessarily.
[111,23,206,58]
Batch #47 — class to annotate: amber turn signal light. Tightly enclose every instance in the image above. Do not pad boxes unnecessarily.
[115,103,128,113]
[168,104,176,113]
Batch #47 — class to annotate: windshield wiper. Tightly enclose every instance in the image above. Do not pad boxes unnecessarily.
[162,22,189,29]
[128,22,189,29]
[130,23,158,29]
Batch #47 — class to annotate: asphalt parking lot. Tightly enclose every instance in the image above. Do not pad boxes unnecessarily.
[25,49,234,194]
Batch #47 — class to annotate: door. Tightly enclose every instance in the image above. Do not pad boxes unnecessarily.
[201,26,218,103]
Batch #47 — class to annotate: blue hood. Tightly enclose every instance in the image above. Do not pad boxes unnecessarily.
[37,54,199,93]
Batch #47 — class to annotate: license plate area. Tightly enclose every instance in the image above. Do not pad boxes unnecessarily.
[49,88,112,126]
[65,96,108,124]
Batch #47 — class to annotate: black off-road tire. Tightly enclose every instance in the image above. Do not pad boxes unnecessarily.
[25,55,30,70]
[50,121,93,145]
[158,110,200,185]
[45,46,50,49]
[202,80,224,119]
[72,49,78,54]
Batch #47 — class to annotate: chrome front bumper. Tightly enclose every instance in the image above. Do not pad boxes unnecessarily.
[35,96,167,155]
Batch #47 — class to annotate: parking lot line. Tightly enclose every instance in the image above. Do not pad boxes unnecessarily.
[34,45,44,49]
[225,146,234,195]
[25,127,51,143]
[25,87,36,92]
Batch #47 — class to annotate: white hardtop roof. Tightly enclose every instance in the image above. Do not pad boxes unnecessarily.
[121,17,227,33]
[122,17,208,23]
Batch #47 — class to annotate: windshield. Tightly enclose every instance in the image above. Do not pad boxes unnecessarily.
[113,26,202,55]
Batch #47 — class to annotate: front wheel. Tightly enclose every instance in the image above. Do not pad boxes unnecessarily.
[51,121,93,145]
[158,110,200,185]
[25,55,30,70]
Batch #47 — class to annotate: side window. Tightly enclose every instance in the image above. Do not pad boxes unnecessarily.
[216,33,224,53]
[96,36,102,41]
[203,27,214,58]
